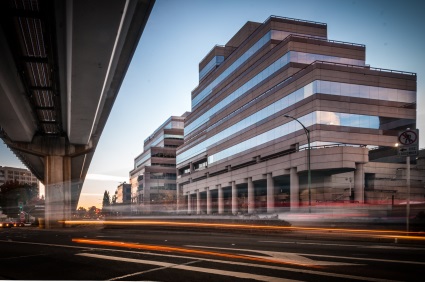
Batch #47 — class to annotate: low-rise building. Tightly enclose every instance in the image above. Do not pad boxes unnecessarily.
[115,182,131,204]
[0,166,39,186]
[129,114,186,213]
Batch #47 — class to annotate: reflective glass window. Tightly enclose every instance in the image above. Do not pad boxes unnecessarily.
[179,80,415,164]
[199,56,225,81]
[192,31,272,108]
[206,111,385,165]
[186,50,366,136]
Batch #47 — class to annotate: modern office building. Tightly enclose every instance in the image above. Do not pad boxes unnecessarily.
[0,166,39,187]
[176,16,421,215]
[129,114,186,213]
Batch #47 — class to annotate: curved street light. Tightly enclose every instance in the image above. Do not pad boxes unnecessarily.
[284,114,311,213]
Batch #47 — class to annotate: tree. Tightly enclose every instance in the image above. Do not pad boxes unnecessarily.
[76,206,87,219]
[88,206,97,218]
[0,180,39,216]
[102,190,110,215]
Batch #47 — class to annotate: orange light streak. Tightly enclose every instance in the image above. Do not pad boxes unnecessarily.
[63,219,425,238]
[72,238,316,267]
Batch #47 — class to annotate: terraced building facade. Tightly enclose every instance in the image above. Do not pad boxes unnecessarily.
[130,114,186,213]
[176,16,419,215]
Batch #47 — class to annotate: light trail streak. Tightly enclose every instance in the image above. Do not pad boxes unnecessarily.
[63,219,425,239]
[72,238,317,268]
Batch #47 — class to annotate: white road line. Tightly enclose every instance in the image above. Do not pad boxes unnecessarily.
[109,260,201,281]
[78,253,300,282]
[297,253,425,265]
[0,239,403,281]
[188,245,425,266]
[363,245,425,251]
[259,241,360,248]
[184,244,358,266]
[186,244,360,266]
[0,239,91,250]
[259,240,425,251]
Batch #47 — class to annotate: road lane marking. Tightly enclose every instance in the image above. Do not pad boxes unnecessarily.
[214,243,425,265]
[0,239,91,250]
[298,253,425,265]
[109,260,201,281]
[0,239,402,281]
[362,245,425,251]
[186,245,359,266]
[259,241,425,251]
[72,238,314,267]
[77,253,301,282]
[255,241,425,265]
[259,241,361,247]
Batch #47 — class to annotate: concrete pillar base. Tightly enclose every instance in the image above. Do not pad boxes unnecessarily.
[196,189,200,215]
[290,167,299,211]
[218,185,223,214]
[187,193,192,214]
[266,173,274,213]
[45,155,71,228]
[206,188,211,215]
[248,177,254,214]
[231,181,237,215]
[354,163,365,203]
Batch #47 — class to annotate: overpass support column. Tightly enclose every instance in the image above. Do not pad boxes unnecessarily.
[206,187,211,215]
[218,185,223,214]
[354,163,365,203]
[44,155,71,228]
[8,136,94,228]
[196,189,201,214]
[267,173,274,213]
[231,181,237,215]
[248,177,254,214]
[290,167,299,211]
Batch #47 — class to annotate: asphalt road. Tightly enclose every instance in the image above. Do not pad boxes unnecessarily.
[1,226,424,281]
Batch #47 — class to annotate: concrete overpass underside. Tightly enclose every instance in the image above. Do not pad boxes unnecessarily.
[0,0,155,227]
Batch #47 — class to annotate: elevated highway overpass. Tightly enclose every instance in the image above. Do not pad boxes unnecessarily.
[0,0,155,227]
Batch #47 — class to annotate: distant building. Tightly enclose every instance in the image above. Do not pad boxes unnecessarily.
[129,114,186,213]
[176,16,422,215]
[0,166,39,187]
[115,182,131,204]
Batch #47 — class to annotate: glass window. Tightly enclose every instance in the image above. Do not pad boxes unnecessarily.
[369,86,379,100]
[330,81,341,95]
[199,56,225,81]
[304,82,313,98]
[358,85,370,99]
[206,111,389,165]
[192,31,272,108]
[187,49,368,137]
[379,87,390,101]
[180,79,415,164]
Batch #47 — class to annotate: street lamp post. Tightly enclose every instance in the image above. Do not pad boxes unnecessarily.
[284,114,311,213]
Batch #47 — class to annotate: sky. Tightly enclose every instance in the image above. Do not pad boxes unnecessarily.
[1,0,424,209]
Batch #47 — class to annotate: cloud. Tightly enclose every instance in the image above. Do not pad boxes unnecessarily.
[86,173,127,182]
